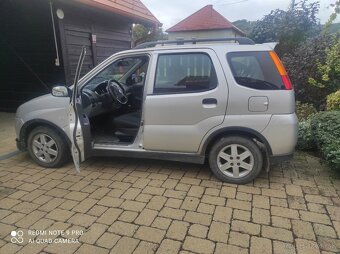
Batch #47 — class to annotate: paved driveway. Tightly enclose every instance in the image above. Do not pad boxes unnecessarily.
[0,113,17,155]
[0,151,339,254]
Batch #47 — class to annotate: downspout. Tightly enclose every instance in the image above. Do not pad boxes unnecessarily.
[49,1,60,66]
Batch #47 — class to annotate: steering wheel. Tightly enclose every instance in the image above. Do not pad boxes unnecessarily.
[107,80,128,105]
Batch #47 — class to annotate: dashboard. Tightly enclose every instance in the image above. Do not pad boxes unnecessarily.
[82,81,120,117]
[81,81,144,118]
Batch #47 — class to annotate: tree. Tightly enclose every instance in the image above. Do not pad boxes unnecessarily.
[250,0,320,56]
[309,38,340,91]
[132,24,167,46]
[232,19,256,36]
[282,34,338,109]
[322,0,340,34]
[132,24,150,42]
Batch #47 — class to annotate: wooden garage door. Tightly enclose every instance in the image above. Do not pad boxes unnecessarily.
[59,5,132,85]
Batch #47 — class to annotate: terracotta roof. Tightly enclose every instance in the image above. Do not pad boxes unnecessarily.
[75,0,160,26]
[166,5,244,35]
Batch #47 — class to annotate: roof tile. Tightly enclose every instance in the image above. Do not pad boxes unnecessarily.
[166,5,243,34]
[75,0,160,25]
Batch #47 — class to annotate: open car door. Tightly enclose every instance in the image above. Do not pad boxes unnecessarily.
[69,47,87,172]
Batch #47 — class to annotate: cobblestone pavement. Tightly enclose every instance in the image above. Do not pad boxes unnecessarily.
[0,113,16,155]
[0,151,339,254]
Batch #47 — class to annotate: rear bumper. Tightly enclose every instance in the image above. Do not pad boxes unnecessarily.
[261,113,298,156]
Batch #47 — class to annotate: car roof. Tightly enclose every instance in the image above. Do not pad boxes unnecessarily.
[117,43,274,55]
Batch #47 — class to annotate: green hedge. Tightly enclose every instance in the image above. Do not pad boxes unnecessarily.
[311,111,340,171]
[297,119,316,150]
[326,90,340,111]
[296,101,317,121]
[298,111,340,171]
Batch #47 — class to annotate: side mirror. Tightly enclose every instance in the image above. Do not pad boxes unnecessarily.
[137,76,143,83]
[52,86,70,97]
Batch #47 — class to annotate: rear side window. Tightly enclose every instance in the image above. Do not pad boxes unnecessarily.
[154,53,217,94]
[227,51,285,90]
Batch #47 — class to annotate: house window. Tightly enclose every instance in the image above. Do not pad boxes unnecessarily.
[154,53,217,94]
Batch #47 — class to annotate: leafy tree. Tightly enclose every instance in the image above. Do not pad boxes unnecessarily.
[250,0,320,56]
[327,22,340,33]
[309,38,340,90]
[322,0,340,34]
[282,34,337,109]
[132,24,167,46]
[232,19,256,36]
[133,24,150,42]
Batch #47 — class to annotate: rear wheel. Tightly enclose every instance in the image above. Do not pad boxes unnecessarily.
[209,136,263,184]
[27,126,70,168]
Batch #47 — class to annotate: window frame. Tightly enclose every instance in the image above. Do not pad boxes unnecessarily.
[83,55,150,88]
[153,52,218,95]
[226,51,285,91]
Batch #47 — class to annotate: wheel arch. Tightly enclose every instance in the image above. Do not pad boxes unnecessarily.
[201,127,273,157]
[19,119,71,150]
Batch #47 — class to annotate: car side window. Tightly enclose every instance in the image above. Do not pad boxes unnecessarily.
[227,51,286,90]
[125,60,149,86]
[85,57,144,89]
[154,53,217,94]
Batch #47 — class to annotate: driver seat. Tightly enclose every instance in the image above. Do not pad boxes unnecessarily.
[112,111,141,137]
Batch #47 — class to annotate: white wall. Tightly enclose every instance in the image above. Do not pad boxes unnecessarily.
[167,29,241,40]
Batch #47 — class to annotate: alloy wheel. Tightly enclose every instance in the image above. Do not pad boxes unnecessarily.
[217,144,254,178]
[32,134,59,163]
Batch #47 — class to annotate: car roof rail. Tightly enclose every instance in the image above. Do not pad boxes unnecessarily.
[134,37,255,49]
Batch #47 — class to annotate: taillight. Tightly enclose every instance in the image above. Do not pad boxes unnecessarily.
[269,51,293,90]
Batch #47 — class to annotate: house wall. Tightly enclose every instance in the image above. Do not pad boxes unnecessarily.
[0,0,133,112]
[56,2,133,85]
[167,29,240,40]
[0,0,64,111]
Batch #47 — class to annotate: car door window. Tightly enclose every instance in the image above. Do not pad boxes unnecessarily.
[86,57,144,88]
[125,61,149,86]
[154,53,217,94]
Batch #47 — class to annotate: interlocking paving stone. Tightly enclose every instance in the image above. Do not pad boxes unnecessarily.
[0,151,338,253]
[250,236,272,254]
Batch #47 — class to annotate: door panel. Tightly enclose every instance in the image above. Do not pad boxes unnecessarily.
[143,49,228,153]
[69,47,91,172]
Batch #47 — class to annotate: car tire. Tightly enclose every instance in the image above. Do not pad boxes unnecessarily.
[27,126,70,168]
[209,136,263,184]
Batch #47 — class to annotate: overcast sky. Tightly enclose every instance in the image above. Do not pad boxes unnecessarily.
[142,0,339,30]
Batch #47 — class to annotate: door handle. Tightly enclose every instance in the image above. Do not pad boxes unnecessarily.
[202,98,217,105]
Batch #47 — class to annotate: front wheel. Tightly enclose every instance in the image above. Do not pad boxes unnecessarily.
[27,126,70,168]
[209,136,263,184]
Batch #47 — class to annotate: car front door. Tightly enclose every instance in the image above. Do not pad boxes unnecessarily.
[143,49,228,153]
[69,47,91,172]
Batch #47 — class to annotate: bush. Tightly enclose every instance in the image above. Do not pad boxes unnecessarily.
[311,111,340,171]
[282,34,337,109]
[297,119,316,150]
[326,90,340,111]
[296,101,317,120]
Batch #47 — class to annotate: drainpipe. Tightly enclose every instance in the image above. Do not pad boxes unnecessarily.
[49,1,60,66]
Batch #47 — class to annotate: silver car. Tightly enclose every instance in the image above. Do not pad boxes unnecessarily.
[15,38,298,184]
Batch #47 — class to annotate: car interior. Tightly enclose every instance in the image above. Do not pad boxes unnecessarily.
[80,55,149,145]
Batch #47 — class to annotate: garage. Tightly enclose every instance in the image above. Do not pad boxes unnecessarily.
[0,0,159,112]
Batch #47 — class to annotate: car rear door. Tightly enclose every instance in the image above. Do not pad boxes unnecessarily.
[143,49,228,153]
